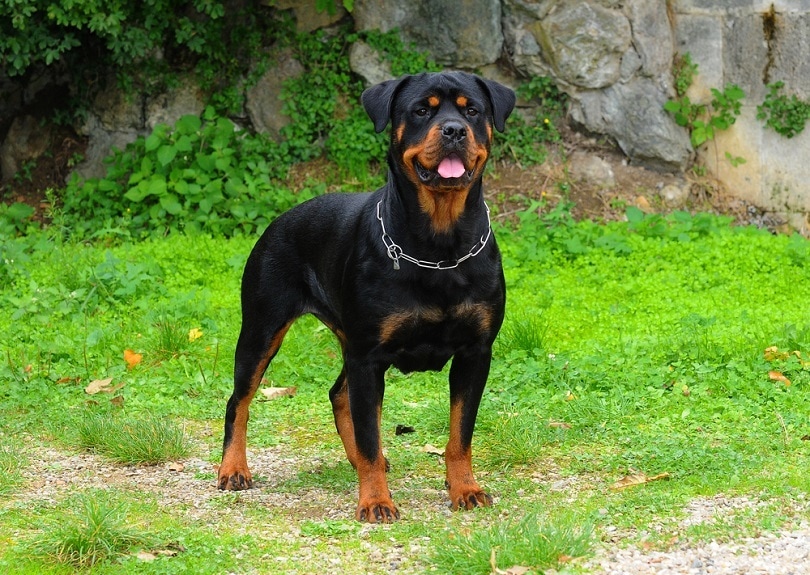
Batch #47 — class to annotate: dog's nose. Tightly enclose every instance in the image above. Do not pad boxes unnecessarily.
[441,122,467,142]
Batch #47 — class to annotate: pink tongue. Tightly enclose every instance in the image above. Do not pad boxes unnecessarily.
[437,155,466,178]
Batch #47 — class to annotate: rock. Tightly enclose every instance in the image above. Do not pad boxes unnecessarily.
[352,0,503,68]
[145,78,204,131]
[622,0,673,78]
[273,0,347,32]
[348,41,393,87]
[72,115,142,181]
[71,81,146,180]
[0,115,55,182]
[571,77,692,171]
[245,50,305,140]
[568,151,615,188]
[532,0,632,89]
[502,0,555,78]
[659,182,691,208]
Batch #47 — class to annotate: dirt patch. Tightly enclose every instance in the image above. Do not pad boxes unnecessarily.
[0,124,86,223]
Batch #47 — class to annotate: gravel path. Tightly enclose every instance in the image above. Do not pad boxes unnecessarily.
[588,529,810,574]
[14,442,810,574]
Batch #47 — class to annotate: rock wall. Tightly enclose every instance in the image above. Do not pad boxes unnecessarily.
[2,0,809,230]
[672,0,810,230]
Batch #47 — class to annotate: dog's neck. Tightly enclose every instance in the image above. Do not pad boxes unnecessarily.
[383,165,489,249]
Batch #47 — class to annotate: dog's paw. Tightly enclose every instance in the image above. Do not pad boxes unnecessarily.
[448,485,493,511]
[217,467,253,491]
[356,498,400,523]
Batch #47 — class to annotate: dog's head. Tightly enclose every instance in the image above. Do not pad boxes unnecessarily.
[362,72,515,232]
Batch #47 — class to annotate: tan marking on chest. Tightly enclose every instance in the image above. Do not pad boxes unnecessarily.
[451,302,493,335]
[380,307,444,343]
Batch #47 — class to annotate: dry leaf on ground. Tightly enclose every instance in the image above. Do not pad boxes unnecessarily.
[549,421,572,429]
[85,377,120,395]
[611,470,671,490]
[422,444,445,456]
[260,386,297,400]
[769,371,791,386]
[490,549,532,574]
[124,349,143,369]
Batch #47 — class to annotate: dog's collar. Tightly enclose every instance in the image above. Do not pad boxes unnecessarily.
[375,200,492,271]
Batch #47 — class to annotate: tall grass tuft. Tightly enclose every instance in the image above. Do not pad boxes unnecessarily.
[76,414,189,465]
[30,494,152,568]
[499,312,548,356]
[431,512,593,575]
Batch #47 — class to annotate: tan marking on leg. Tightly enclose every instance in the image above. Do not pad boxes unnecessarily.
[332,377,360,469]
[356,454,398,523]
[445,400,492,510]
[219,322,292,490]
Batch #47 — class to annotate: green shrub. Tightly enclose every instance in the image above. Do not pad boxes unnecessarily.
[60,107,319,239]
[0,0,281,113]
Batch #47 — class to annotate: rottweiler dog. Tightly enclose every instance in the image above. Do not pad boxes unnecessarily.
[218,71,515,523]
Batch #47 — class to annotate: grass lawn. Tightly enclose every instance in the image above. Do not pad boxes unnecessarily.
[1,206,809,574]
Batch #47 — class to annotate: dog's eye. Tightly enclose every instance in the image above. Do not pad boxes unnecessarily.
[466,107,479,117]
[415,108,429,117]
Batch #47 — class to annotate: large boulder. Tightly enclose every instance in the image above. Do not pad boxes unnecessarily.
[0,115,55,182]
[246,50,305,140]
[571,78,692,170]
[352,0,503,68]
[532,0,632,89]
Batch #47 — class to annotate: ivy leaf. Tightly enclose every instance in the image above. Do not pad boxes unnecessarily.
[157,145,177,167]
[145,133,161,152]
[160,193,183,215]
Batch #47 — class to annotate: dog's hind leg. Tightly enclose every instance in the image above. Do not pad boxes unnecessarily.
[218,317,293,491]
[329,368,361,469]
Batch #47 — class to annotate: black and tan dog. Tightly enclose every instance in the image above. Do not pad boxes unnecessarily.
[218,71,515,523]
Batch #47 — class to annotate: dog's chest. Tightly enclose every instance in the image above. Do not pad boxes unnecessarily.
[378,302,493,372]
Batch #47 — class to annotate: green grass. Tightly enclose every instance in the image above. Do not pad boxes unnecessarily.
[432,512,594,574]
[28,493,153,569]
[1,206,810,573]
[74,414,190,465]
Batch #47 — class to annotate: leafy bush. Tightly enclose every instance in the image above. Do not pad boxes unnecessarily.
[61,107,320,239]
[0,0,280,113]
[0,202,35,236]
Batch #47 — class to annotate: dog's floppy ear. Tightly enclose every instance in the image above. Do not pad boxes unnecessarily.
[361,76,408,133]
[478,78,516,133]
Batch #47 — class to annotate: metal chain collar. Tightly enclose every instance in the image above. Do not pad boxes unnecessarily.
[375,200,492,270]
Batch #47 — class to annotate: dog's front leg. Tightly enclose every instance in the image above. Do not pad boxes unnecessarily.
[446,347,494,510]
[345,358,399,523]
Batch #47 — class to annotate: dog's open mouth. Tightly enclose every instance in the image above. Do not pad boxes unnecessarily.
[415,154,473,185]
